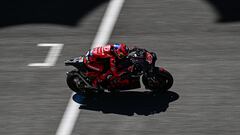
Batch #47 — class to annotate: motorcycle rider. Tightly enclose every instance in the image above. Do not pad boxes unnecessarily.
[84,43,131,89]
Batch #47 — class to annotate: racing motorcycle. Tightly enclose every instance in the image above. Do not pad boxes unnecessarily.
[64,48,173,93]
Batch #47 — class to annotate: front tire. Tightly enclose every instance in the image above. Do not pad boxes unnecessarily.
[142,67,173,93]
[66,70,86,93]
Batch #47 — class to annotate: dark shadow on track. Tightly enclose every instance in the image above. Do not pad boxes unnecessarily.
[73,91,179,116]
[1,0,239,27]
[205,0,240,22]
[0,0,109,28]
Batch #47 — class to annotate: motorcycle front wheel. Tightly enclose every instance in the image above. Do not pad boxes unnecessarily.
[142,67,173,93]
[66,70,86,93]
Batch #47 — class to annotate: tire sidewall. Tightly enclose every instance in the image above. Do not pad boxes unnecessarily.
[142,67,173,93]
[66,70,83,93]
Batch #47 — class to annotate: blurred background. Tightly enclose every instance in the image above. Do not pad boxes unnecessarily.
[0,0,240,135]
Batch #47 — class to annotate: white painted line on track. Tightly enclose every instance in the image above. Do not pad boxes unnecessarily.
[55,0,125,135]
[92,0,125,48]
[55,93,80,135]
[28,43,64,67]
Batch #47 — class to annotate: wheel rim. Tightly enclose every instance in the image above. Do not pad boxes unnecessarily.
[73,76,84,89]
[151,76,170,90]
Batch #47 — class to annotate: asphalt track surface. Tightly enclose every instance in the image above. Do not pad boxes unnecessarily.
[0,0,240,135]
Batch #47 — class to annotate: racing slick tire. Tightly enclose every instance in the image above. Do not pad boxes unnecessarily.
[142,67,173,93]
[66,70,85,93]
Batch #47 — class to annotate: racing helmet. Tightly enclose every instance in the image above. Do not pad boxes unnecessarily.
[113,43,129,59]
